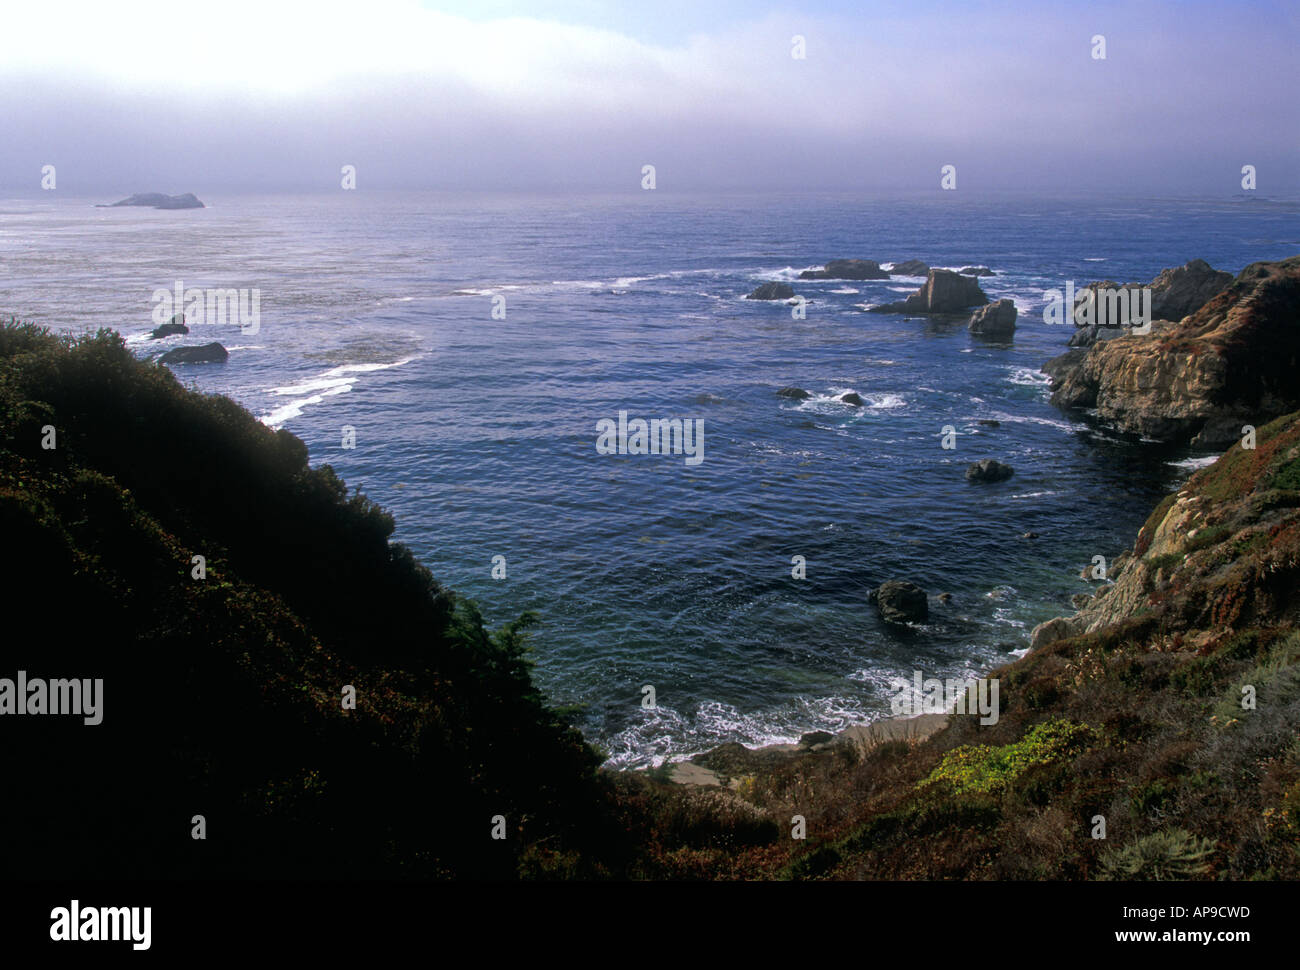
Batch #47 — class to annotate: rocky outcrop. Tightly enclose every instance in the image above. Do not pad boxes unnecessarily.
[159,342,228,365]
[799,730,835,749]
[776,386,811,400]
[1028,407,1300,652]
[839,391,865,406]
[1067,324,1128,348]
[149,314,189,339]
[888,260,930,276]
[1043,256,1300,448]
[967,298,1017,337]
[870,580,929,624]
[959,266,994,277]
[1148,259,1234,321]
[1062,259,1233,341]
[966,459,1014,482]
[99,193,205,210]
[747,282,795,300]
[799,259,890,281]
[1040,347,1088,386]
[1028,616,1080,650]
[867,269,989,317]
[836,713,949,755]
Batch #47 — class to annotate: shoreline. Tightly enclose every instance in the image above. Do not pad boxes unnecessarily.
[654,712,951,788]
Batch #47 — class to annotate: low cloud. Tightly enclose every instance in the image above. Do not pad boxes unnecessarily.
[2,0,1295,194]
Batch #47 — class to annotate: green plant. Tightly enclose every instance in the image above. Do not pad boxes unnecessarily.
[1097,828,1214,880]
[1146,552,1183,573]
[920,719,1094,796]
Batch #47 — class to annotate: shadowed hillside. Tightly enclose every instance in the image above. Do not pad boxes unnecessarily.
[0,322,623,879]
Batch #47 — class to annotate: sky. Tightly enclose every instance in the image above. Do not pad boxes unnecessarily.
[1,0,1296,195]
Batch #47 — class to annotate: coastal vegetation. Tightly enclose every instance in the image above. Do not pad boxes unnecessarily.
[0,321,616,878]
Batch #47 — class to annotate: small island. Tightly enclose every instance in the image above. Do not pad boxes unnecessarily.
[97,192,206,210]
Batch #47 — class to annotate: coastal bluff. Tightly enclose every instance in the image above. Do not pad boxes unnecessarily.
[1043,255,1300,448]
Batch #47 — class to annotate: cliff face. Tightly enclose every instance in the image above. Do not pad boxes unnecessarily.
[1044,256,1300,448]
[1034,410,1300,648]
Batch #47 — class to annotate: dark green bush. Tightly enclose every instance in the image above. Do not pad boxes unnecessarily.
[0,321,614,879]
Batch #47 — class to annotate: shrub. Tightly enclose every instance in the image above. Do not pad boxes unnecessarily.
[0,321,615,879]
[920,719,1094,796]
[1097,828,1215,880]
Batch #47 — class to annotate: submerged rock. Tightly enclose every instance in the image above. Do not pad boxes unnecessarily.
[959,266,995,277]
[747,282,795,300]
[776,386,812,399]
[888,259,930,276]
[839,391,865,406]
[966,459,1014,483]
[799,259,890,281]
[159,342,228,365]
[870,580,929,624]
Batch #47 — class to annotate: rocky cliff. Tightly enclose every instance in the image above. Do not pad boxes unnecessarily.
[1032,408,1300,650]
[1044,256,1300,448]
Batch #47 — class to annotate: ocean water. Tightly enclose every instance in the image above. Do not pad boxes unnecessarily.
[3,190,1297,767]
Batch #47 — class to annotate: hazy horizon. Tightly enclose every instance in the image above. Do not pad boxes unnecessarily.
[2,0,1297,197]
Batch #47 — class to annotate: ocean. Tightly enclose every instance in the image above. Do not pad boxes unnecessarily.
[3,190,1297,767]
